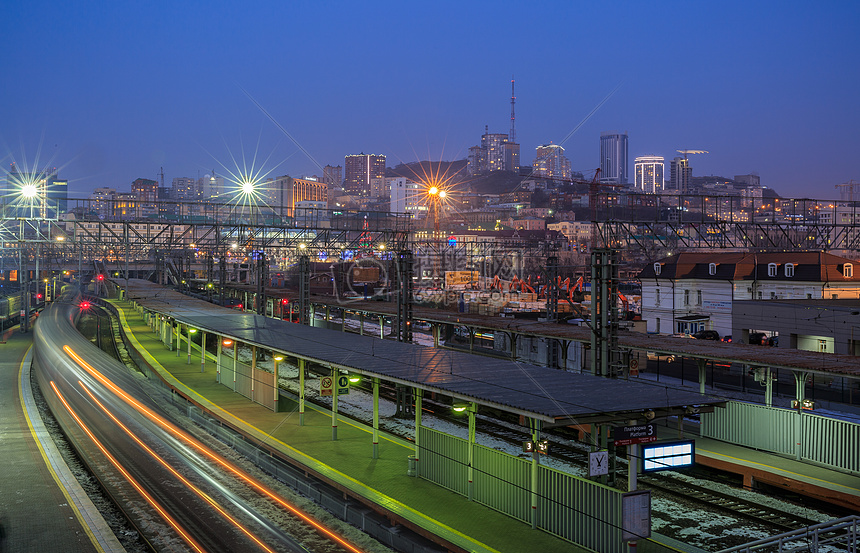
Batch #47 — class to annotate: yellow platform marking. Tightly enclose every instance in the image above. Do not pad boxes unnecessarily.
[19,346,111,553]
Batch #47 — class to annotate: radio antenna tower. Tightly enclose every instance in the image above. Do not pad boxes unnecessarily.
[510,75,516,143]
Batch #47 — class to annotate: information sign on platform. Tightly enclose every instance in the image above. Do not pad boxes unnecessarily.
[621,490,652,541]
[336,375,350,395]
[320,376,333,396]
[642,440,695,472]
[614,424,657,446]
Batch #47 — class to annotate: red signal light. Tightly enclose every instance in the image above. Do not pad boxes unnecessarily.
[96,274,105,281]
[282,298,289,304]
[80,301,91,309]
[36,293,42,299]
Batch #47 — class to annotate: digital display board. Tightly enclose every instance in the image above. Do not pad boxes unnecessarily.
[642,440,695,472]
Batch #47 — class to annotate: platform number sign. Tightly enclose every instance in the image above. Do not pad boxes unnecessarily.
[589,450,609,477]
[320,376,334,396]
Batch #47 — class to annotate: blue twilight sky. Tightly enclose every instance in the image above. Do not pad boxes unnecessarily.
[2,0,858,199]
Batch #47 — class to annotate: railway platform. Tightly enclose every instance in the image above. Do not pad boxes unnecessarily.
[109,297,859,552]
[109,299,592,553]
[0,328,124,553]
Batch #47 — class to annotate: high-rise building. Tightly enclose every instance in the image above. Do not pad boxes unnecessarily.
[267,175,328,216]
[344,154,386,197]
[532,143,571,181]
[172,177,201,201]
[634,156,664,194]
[202,172,226,201]
[599,132,628,184]
[389,177,424,214]
[467,126,519,174]
[132,178,159,217]
[323,165,342,187]
[669,157,692,193]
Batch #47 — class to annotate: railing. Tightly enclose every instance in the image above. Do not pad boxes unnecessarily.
[717,515,859,552]
[701,401,860,474]
[420,426,624,553]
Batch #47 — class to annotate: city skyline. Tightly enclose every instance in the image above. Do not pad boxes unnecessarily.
[2,1,858,199]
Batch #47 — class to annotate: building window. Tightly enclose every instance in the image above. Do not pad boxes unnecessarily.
[758,291,763,299]
[785,263,794,278]
[684,290,690,306]
[656,318,661,333]
[655,288,661,306]
[767,263,777,277]
[697,290,702,305]
[708,263,717,275]
[770,292,776,299]
[654,263,662,276]
[845,263,854,278]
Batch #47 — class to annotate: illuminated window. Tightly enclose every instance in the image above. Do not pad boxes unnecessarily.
[845,263,854,278]
[767,263,777,277]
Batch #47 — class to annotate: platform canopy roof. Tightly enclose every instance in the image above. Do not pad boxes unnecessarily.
[125,280,724,426]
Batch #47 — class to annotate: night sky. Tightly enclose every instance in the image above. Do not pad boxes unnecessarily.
[2,0,858,199]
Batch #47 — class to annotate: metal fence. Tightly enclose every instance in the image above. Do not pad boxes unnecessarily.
[419,426,625,553]
[702,400,860,474]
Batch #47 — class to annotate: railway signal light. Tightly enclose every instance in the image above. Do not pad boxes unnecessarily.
[282,298,289,305]
[96,274,105,281]
[80,301,91,309]
[36,293,42,300]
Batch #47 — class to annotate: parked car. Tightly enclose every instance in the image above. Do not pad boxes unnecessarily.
[693,330,721,340]
[749,332,768,345]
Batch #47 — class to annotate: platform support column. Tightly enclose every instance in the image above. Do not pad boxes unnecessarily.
[250,346,257,402]
[360,312,364,336]
[187,325,193,364]
[468,328,475,353]
[372,378,379,459]
[433,324,439,348]
[467,403,476,501]
[216,335,222,383]
[273,354,281,413]
[380,317,385,339]
[200,332,206,372]
[697,358,707,394]
[175,322,181,356]
[765,367,773,406]
[628,419,639,553]
[232,341,238,392]
[331,367,338,441]
[413,388,423,477]
[793,371,808,461]
[530,418,541,529]
[299,358,306,426]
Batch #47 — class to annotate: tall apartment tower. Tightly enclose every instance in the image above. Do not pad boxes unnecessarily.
[532,143,571,181]
[668,157,692,193]
[323,165,342,187]
[344,154,385,197]
[634,156,664,194]
[599,132,628,184]
[172,177,201,201]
